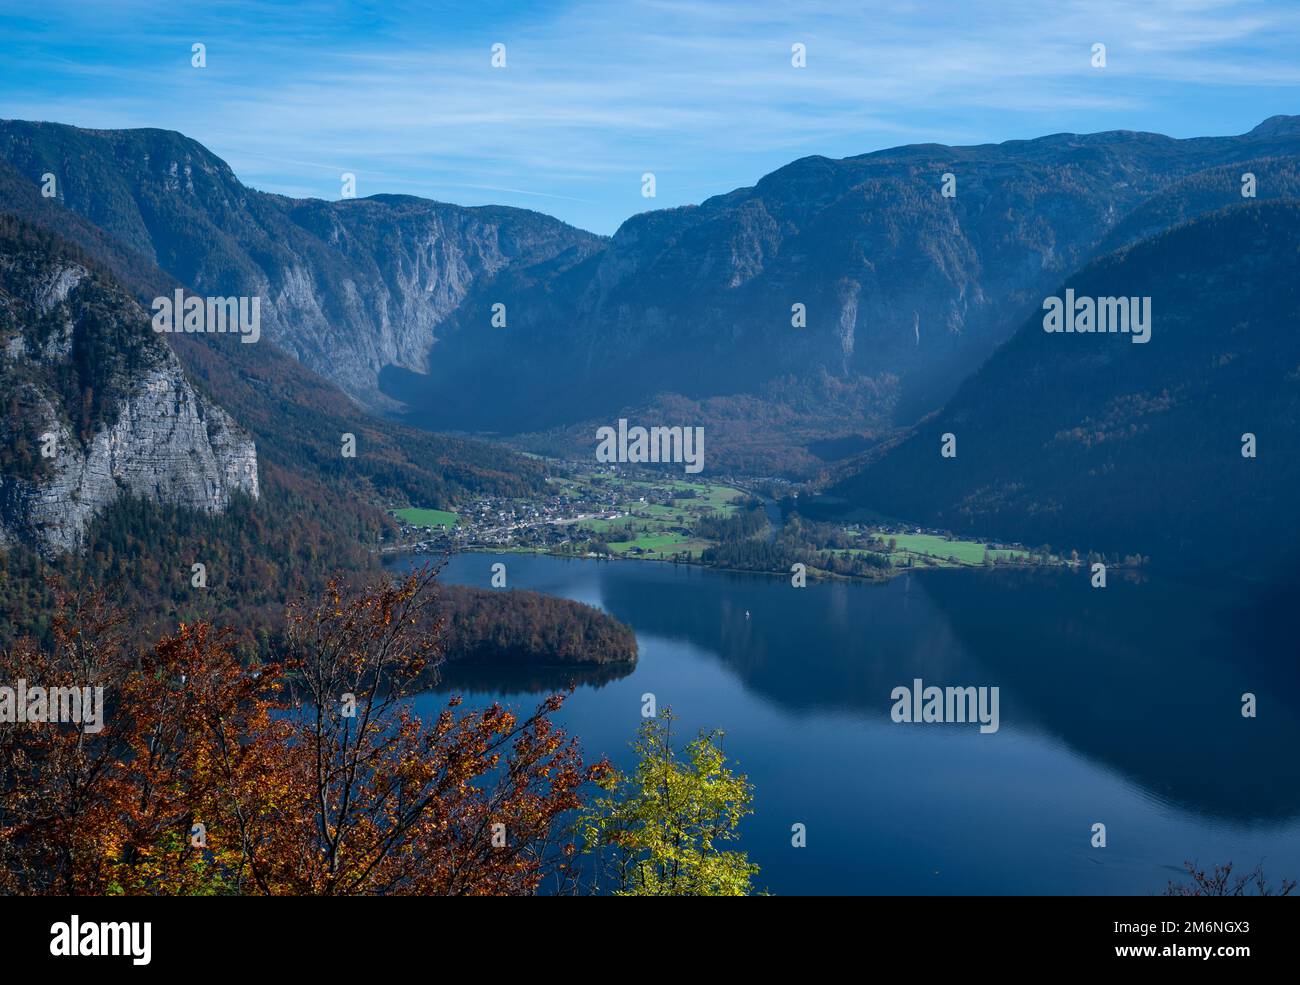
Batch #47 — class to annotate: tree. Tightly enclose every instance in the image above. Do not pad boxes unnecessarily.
[250,567,603,895]
[1164,861,1295,897]
[0,569,606,896]
[0,587,140,894]
[579,709,758,896]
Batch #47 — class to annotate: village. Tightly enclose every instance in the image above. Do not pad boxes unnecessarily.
[384,461,722,557]
[383,460,1057,579]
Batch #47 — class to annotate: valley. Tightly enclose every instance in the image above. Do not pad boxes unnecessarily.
[387,460,1053,580]
[5,0,1300,911]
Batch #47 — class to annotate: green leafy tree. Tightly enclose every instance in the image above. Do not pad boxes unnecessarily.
[580,710,758,896]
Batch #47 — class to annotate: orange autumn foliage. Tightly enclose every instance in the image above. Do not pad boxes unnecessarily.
[0,569,606,895]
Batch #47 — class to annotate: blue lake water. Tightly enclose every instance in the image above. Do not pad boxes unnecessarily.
[385,551,1300,895]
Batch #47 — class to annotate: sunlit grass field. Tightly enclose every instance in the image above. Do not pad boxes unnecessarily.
[393,507,459,528]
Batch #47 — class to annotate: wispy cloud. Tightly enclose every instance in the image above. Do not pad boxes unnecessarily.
[2,0,1298,231]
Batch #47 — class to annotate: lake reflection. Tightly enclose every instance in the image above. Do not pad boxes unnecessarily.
[387,552,1300,894]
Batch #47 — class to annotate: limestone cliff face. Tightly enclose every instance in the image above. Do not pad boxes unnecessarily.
[0,120,605,409]
[276,196,602,401]
[0,224,258,555]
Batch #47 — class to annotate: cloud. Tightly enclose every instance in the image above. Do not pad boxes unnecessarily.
[3,0,1299,231]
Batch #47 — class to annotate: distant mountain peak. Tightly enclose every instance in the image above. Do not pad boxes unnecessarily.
[1248,114,1300,137]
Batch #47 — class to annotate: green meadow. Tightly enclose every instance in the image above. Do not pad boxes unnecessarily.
[879,532,1031,565]
[393,507,459,529]
[569,476,748,559]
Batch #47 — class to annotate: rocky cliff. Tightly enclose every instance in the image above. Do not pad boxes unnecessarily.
[0,217,258,555]
[0,120,605,408]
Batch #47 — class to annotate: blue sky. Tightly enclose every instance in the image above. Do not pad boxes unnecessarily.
[2,0,1299,234]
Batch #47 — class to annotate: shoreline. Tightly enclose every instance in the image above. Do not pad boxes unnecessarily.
[382,542,1080,585]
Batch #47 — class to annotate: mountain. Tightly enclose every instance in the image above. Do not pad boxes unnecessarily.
[5,118,1300,479]
[0,139,551,646]
[0,137,548,514]
[0,120,604,408]
[1098,154,1300,253]
[0,213,623,665]
[823,200,1300,578]
[382,119,1300,472]
[0,214,256,555]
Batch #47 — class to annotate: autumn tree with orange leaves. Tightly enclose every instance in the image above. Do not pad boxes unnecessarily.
[0,568,605,895]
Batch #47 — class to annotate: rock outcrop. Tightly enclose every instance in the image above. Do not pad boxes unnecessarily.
[0,219,258,555]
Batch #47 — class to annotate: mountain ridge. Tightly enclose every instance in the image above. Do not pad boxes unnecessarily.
[824,198,1300,577]
[382,114,1300,466]
[5,115,1300,479]
[0,118,605,407]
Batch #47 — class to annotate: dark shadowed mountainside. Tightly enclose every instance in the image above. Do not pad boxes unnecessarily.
[825,201,1300,578]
